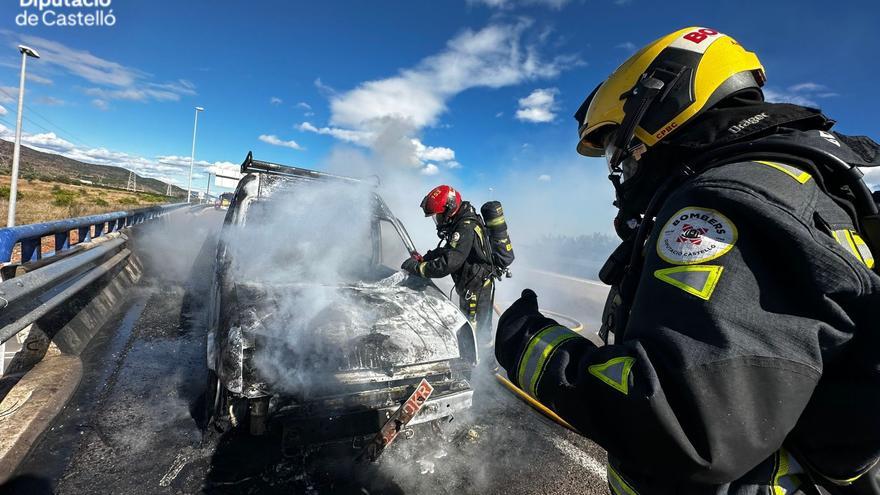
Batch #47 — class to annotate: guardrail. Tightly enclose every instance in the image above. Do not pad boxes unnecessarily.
[0,202,194,347]
[0,202,189,264]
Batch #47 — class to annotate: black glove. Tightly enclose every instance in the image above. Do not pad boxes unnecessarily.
[400,257,420,275]
[495,289,557,378]
[423,248,440,261]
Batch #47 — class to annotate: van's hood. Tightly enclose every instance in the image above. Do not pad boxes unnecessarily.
[233,273,468,385]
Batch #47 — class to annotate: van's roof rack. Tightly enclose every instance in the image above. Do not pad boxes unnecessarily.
[240,151,376,186]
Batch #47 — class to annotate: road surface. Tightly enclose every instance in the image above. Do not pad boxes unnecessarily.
[3,210,613,495]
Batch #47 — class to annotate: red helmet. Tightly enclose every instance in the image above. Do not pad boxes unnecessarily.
[421,185,462,225]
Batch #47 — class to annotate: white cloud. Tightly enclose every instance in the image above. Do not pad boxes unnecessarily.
[205,161,243,180]
[329,21,570,129]
[270,96,283,105]
[412,138,455,162]
[0,124,237,190]
[300,21,572,173]
[764,81,840,109]
[764,88,818,107]
[37,96,65,106]
[15,34,142,86]
[446,160,462,169]
[495,111,504,118]
[615,42,637,52]
[0,105,6,116]
[467,0,571,8]
[157,155,211,167]
[92,99,109,110]
[9,34,196,104]
[538,174,552,182]
[314,78,336,96]
[27,73,52,85]
[0,86,18,103]
[84,79,195,103]
[296,102,312,110]
[516,87,558,123]
[258,134,304,150]
[421,163,440,175]
[863,168,880,190]
[298,122,375,146]
[789,82,826,93]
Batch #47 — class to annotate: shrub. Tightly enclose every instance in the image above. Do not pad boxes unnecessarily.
[95,198,109,207]
[139,193,165,203]
[51,188,77,207]
[51,184,61,192]
[119,197,138,205]
[0,186,23,200]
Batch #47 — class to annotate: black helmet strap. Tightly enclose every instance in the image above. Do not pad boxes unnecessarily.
[610,63,690,172]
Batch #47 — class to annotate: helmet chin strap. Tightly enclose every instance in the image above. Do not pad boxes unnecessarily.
[609,76,665,170]
[608,62,691,171]
[607,64,694,227]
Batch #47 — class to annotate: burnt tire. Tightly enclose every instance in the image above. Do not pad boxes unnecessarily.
[204,368,224,432]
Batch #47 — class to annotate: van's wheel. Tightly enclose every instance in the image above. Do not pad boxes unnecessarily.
[249,397,270,436]
[205,369,224,432]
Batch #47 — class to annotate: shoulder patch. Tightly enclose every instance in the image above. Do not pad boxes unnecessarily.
[657,207,738,265]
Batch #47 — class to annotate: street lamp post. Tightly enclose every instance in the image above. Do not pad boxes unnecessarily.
[6,45,40,227]
[187,106,204,203]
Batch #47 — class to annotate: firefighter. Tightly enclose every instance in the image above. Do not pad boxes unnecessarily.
[401,185,495,345]
[495,27,880,494]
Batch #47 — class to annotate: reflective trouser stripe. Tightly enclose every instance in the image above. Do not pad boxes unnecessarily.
[772,449,803,495]
[607,465,639,495]
[516,325,579,398]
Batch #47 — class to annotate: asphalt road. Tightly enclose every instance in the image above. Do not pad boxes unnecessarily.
[3,210,613,495]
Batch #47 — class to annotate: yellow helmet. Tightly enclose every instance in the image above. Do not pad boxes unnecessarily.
[575,27,766,158]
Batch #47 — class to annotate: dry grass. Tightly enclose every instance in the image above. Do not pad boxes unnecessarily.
[0,175,173,226]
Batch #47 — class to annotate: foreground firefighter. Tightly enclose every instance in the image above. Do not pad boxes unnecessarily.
[496,27,880,493]
[402,185,507,346]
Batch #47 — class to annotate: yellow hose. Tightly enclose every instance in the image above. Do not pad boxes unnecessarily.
[494,372,579,433]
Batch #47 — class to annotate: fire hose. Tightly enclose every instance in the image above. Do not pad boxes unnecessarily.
[491,302,582,433]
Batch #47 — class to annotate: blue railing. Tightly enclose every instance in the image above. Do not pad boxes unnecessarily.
[0,203,190,264]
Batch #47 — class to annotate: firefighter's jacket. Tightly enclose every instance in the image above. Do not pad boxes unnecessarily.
[417,202,493,295]
[496,129,880,494]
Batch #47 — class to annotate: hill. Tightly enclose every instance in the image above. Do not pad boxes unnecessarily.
[0,140,186,197]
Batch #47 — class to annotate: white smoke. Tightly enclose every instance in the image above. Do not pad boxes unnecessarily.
[221,179,378,394]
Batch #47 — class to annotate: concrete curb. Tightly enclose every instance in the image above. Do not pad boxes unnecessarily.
[0,353,82,483]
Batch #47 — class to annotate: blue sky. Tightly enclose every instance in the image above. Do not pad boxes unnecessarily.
[0,0,877,239]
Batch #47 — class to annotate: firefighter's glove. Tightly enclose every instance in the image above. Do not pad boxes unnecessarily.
[495,289,557,382]
[400,257,421,275]
[423,249,440,261]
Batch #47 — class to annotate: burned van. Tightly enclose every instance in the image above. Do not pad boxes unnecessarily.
[204,153,476,447]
